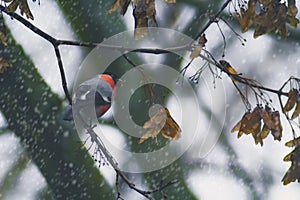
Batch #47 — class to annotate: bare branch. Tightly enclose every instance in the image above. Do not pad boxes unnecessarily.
[193,0,233,41]
[53,46,72,104]
[77,114,176,200]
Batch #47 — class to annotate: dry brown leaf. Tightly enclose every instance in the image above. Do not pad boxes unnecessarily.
[291,98,300,119]
[232,107,262,139]
[261,105,274,129]
[7,0,34,20]
[138,107,181,144]
[0,57,12,73]
[240,107,261,135]
[282,146,300,185]
[199,34,207,46]
[287,16,300,28]
[108,0,126,14]
[285,137,300,147]
[288,0,298,17]
[133,0,149,40]
[232,106,283,145]
[231,112,247,133]
[161,108,181,140]
[251,120,262,144]
[7,0,18,13]
[236,0,256,33]
[254,5,277,38]
[254,3,299,38]
[283,151,292,162]
[133,0,158,40]
[138,107,166,144]
[146,0,156,18]
[283,89,298,113]
[19,0,33,20]
[0,15,8,46]
[261,106,282,141]
[270,111,282,141]
[254,124,270,146]
[108,0,130,15]
[236,0,299,37]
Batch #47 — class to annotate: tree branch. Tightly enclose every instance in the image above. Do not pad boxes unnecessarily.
[193,0,232,40]
[77,114,176,200]
[0,1,291,105]
[53,46,72,104]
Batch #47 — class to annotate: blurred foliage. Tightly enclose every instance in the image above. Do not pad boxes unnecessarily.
[0,31,114,199]
[235,0,299,38]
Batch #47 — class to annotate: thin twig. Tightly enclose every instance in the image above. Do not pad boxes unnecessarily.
[193,0,233,41]
[76,114,176,200]
[54,46,72,104]
[196,53,289,97]
[0,5,73,104]
[0,2,289,103]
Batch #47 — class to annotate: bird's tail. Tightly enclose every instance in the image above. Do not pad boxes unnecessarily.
[63,104,73,121]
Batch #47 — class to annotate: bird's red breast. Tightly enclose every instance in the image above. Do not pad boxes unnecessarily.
[100,74,115,89]
[95,104,111,118]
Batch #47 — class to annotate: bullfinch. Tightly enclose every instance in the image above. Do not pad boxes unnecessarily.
[63,73,118,121]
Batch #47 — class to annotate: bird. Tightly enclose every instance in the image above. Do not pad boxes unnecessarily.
[63,73,119,121]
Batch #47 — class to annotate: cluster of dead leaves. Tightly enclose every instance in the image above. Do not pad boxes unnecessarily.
[283,89,300,119]
[138,107,181,144]
[108,0,176,40]
[235,0,299,38]
[282,137,300,185]
[5,0,34,20]
[0,0,35,73]
[231,105,282,146]
[0,0,34,45]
